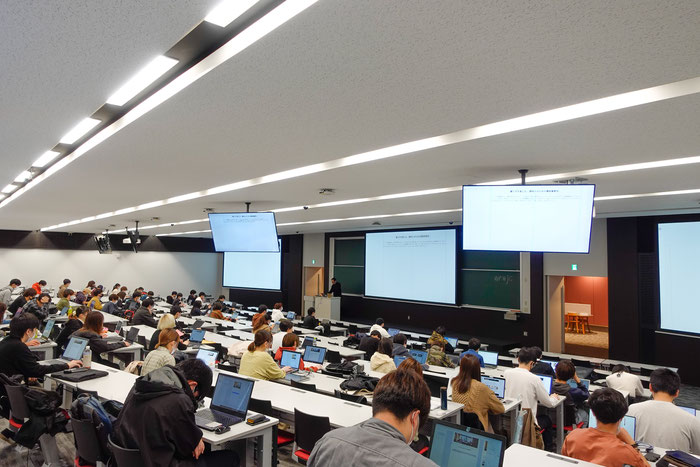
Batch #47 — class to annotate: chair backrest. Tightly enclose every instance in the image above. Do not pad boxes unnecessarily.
[249,398,272,416]
[4,384,30,420]
[294,409,330,453]
[326,350,341,364]
[108,434,146,467]
[572,358,591,368]
[72,418,106,463]
[290,380,317,393]
[333,390,367,405]
[460,411,484,430]
[347,325,358,335]
[137,335,148,348]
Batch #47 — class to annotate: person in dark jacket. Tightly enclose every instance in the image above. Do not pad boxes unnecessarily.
[392,333,411,358]
[0,314,82,378]
[530,346,556,378]
[186,289,197,306]
[20,292,53,321]
[125,291,141,312]
[113,359,237,467]
[8,288,36,318]
[302,307,320,329]
[132,298,158,327]
[55,306,89,350]
[71,311,129,360]
[166,291,178,305]
[358,330,382,358]
[101,294,120,315]
[552,360,590,426]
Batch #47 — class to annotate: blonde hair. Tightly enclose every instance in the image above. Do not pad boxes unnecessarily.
[157,313,176,330]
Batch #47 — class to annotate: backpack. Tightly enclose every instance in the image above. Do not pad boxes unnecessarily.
[339,375,379,393]
[15,387,68,448]
[71,393,119,457]
[323,361,360,377]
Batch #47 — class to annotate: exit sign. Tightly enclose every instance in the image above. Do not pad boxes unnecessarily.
[571,264,578,271]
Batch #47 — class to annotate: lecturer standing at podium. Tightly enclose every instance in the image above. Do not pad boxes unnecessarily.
[327,278,342,297]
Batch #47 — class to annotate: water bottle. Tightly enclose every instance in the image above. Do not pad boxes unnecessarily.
[440,386,448,410]
[82,347,92,368]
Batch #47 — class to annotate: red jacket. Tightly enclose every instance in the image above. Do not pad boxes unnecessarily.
[31,283,43,294]
[274,346,306,370]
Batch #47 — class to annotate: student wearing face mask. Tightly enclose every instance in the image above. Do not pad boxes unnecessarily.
[308,368,437,467]
[141,329,180,376]
[238,330,293,380]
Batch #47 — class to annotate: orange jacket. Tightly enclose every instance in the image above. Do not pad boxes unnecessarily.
[31,283,43,294]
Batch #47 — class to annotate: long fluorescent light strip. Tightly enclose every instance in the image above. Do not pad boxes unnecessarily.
[13,171,32,183]
[59,118,101,144]
[35,76,700,230]
[32,151,60,168]
[205,0,259,27]
[2,184,17,194]
[106,56,179,106]
[0,0,319,212]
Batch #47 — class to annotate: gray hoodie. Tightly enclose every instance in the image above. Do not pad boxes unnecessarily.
[0,286,14,306]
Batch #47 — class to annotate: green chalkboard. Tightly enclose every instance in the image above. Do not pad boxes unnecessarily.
[460,270,520,310]
[334,239,364,266]
[332,266,364,295]
[462,251,520,270]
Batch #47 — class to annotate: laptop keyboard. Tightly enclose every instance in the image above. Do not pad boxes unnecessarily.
[196,409,242,427]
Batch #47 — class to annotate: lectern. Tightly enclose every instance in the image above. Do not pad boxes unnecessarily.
[314,296,341,320]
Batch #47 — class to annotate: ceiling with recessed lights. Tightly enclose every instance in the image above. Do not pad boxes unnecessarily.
[2,0,700,237]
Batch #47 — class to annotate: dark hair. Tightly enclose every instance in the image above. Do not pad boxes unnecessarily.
[611,364,629,374]
[147,291,154,296]
[282,333,299,348]
[92,289,102,297]
[10,314,40,338]
[23,288,37,298]
[375,318,384,326]
[131,291,141,299]
[555,360,576,381]
[331,277,336,281]
[398,357,423,376]
[112,283,120,289]
[377,338,393,356]
[258,304,268,313]
[73,305,88,318]
[63,279,71,285]
[252,312,269,331]
[393,333,407,345]
[0,303,5,314]
[435,325,446,336]
[517,347,538,364]
[170,305,182,316]
[468,338,481,351]
[64,288,75,297]
[9,279,21,286]
[589,388,628,424]
[273,302,283,310]
[177,292,183,298]
[199,292,206,297]
[307,307,315,315]
[87,281,96,288]
[156,328,179,349]
[142,298,154,308]
[177,358,213,401]
[170,291,176,295]
[82,311,105,334]
[212,302,223,311]
[452,354,481,394]
[372,368,431,428]
[38,292,51,301]
[117,291,126,300]
[248,330,273,352]
[279,319,293,332]
[218,295,226,300]
[109,294,118,301]
[38,280,47,286]
[193,300,202,308]
[532,346,543,360]
[649,368,681,396]
[369,330,382,338]
[190,289,197,295]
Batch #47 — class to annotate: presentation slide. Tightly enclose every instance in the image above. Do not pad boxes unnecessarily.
[209,212,279,252]
[658,222,700,335]
[365,229,456,304]
[462,185,595,253]
[223,242,281,290]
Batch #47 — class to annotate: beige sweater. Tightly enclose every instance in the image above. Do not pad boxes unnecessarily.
[239,350,286,380]
[451,379,505,432]
[370,352,396,374]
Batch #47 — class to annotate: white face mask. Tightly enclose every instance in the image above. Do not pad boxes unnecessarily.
[407,411,418,444]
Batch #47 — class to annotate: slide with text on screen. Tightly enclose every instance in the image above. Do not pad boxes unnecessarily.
[209,212,279,252]
[365,229,456,304]
[658,221,700,335]
[462,185,594,253]
[223,241,281,290]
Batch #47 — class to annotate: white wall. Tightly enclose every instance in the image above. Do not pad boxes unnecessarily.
[0,248,223,297]
[303,233,325,267]
[543,218,608,277]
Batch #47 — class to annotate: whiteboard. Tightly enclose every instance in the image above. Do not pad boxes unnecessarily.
[565,302,591,316]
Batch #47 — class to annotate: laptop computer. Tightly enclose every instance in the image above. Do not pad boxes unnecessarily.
[114,321,123,334]
[534,374,553,394]
[300,336,314,349]
[445,337,459,348]
[303,345,326,365]
[481,350,499,367]
[195,373,255,429]
[196,349,218,369]
[394,355,408,367]
[482,376,508,403]
[37,318,56,343]
[589,409,636,438]
[408,349,428,365]
[286,311,295,320]
[280,350,309,382]
[387,328,400,337]
[679,406,697,416]
[42,336,89,366]
[191,319,205,329]
[429,420,506,467]
[270,322,280,333]
[567,378,590,389]
[124,327,139,344]
[541,359,558,372]
[189,329,206,348]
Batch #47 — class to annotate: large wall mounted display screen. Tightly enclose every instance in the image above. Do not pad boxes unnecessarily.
[658,221,700,335]
[223,240,281,290]
[365,229,456,304]
[462,185,595,253]
[209,212,279,252]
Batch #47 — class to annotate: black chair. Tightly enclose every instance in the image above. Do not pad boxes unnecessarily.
[137,335,148,348]
[326,350,341,364]
[290,380,317,393]
[293,409,331,464]
[571,358,591,368]
[460,411,484,430]
[73,418,108,465]
[333,390,368,405]
[5,384,61,464]
[108,434,146,467]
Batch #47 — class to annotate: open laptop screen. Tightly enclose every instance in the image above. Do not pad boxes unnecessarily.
[534,374,553,394]
[481,376,505,399]
[408,349,428,365]
[429,420,506,467]
[387,328,400,337]
[300,337,314,349]
[286,311,295,320]
[303,346,326,364]
[589,410,636,439]
[211,374,254,417]
[567,378,590,389]
[445,337,458,348]
[541,359,558,372]
[394,355,408,367]
[679,406,697,416]
[196,349,217,368]
[280,350,302,370]
[481,351,499,367]
[63,337,89,360]
[42,319,56,338]
[190,329,205,343]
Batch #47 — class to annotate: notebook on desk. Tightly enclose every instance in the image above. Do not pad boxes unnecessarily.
[42,336,88,366]
[195,374,254,430]
[429,420,506,467]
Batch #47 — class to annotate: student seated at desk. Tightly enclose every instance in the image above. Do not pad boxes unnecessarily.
[125,291,141,313]
[0,278,21,307]
[451,354,504,432]
[427,325,454,354]
[552,360,589,426]
[252,311,272,333]
[627,368,700,454]
[114,359,237,467]
[274,333,317,370]
[186,289,197,306]
[166,291,178,305]
[116,291,127,309]
[239,330,292,380]
[504,347,559,451]
[57,278,71,298]
[208,302,229,321]
[606,364,645,399]
[102,294,120,315]
[8,288,36,318]
[71,311,130,359]
[271,302,285,322]
[302,306,320,329]
[191,300,203,316]
[371,338,397,374]
[109,283,121,296]
[369,318,391,339]
[271,318,294,353]
[530,347,555,378]
[141,329,179,376]
[31,279,47,295]
[132,298,158,327]
[427,340,456,368]
[55,306,88,350]
[56,288,74,313]
[21,292,53,321]
[562,388,648,467]
[458,338,484,368]
[308,368,436,467]
[392,333,410,358]
[87,290,103,311]
[0,314,82,380]
[358,330,382,358]
[150,313,189,351]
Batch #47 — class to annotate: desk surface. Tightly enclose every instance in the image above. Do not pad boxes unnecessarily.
[504,444,600,466]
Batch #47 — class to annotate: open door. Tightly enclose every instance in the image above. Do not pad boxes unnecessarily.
[546,275,565,353]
